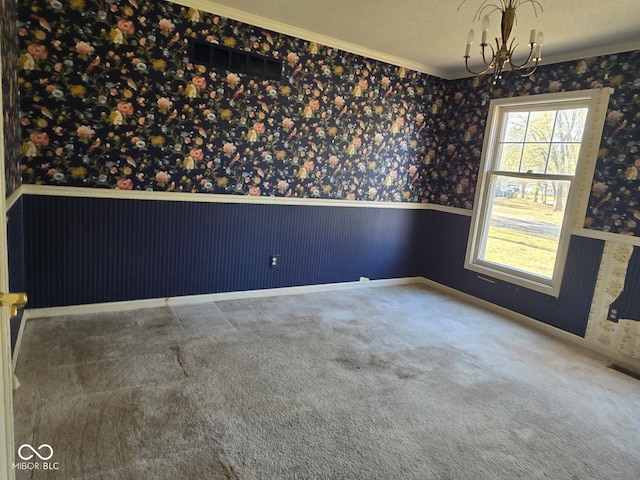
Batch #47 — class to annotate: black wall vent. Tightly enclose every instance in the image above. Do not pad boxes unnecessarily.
[189,39,282,81]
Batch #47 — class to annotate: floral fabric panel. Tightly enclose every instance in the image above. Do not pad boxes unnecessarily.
[17,0,444,203]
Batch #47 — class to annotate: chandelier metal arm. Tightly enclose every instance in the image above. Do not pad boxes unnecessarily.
[464,42,496,76]
[509,42,536,70]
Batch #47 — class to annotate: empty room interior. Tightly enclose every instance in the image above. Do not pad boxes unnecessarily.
[2,0,640,478]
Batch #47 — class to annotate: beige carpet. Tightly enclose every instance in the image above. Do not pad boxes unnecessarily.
[13,284,640,479]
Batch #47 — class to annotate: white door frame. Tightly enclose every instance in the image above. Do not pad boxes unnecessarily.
[0,31,17,479]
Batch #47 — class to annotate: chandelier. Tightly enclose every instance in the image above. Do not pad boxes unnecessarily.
[460,0,544,85]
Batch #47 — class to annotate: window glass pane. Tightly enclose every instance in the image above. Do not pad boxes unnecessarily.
[480,174,572,279]
[503,112,528,142]
[496,143,523,172]
[547,143,581,175]
[520,143,548,173]
[525,111,555,142]
[552,108,588,142]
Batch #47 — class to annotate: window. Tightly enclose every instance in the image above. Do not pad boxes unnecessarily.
[465,89,612,297]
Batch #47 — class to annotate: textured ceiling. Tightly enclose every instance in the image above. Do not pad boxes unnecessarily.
[181,0,640,79]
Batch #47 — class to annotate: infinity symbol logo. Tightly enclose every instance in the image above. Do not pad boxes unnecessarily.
[18,444,54,461]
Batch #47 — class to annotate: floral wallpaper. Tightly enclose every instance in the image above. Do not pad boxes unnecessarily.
[2,0,21,198]
[15,0,640,235]
[17,0,444,202]
[444,50,640,235]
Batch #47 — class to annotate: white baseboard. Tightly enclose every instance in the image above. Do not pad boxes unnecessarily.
[418,278,640,373]
[24,277,424,319]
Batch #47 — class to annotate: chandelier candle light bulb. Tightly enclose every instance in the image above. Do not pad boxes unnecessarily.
[466,29,474,56]
[534,31,544,58]
[481,15,490,44]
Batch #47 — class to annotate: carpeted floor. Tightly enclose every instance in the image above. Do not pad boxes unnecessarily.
[13,284,640,479]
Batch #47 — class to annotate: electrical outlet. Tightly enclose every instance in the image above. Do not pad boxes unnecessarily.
[269,255,280,268]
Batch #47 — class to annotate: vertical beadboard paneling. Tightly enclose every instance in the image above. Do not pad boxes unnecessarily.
[424,211,604,336]
[23,195,430,308]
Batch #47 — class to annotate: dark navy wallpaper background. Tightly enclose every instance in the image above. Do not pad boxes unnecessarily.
[2,0,21,197]
[17,0,445,203]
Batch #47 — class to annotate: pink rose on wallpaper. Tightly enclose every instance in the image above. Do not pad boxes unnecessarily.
[415,113,424,124]
[358,79,368,90]
[282,118,294,129]
[328,155,339,166]
[346,193,356,200]
[253,122,266,134]
[248,186,261,196]
[117,19,135,35]
[157,97,172,110]
[374,133,384,143]
[75,41,94,56]
[192,76,207,89]
[409,165,417,175]
[226,73,240,85]
[155,171,171,184]
[277,180,289,190]
[27,44,48,60]
[395,117,405,127]
[223,143,236,154]
[29,131,49,146]
[117,102,134,115]
[76,125,95,139]
[309,99,320,111]
[548,81,562,92]
[116,178,133,190]
[607,110,623,123]
[381,76,391,87]
[190,148,204,161]
[286,52,299,63]
[334,96,345,107]
[303,160,314,171]
[352,137,362,148]
[158,18,175,32]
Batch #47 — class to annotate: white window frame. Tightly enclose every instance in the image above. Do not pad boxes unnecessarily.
[465,88,612,297]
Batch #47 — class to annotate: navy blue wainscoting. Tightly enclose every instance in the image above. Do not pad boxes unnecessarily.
[423,210,604,337]
[23,194,430,308]
[7,195,26,352]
